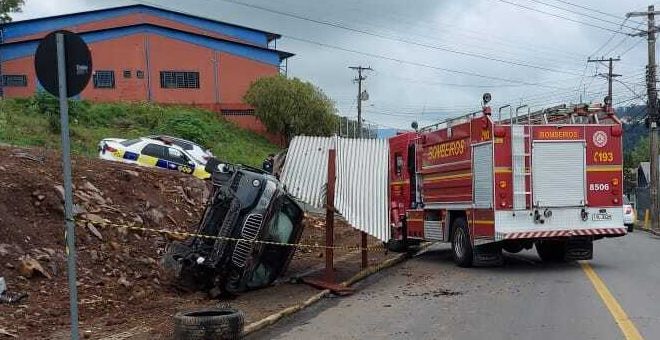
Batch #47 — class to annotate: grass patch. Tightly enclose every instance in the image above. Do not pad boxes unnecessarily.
[0,94,279,166]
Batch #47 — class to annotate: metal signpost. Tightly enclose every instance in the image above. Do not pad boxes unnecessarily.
[34,30,92,340]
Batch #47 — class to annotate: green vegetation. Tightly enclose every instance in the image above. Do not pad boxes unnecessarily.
[0,0,24,23]
[244,75,338,145]
[0,94,279,166]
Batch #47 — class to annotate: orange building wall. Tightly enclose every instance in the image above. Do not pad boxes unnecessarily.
[219,53,279,104]
[2,33,283,144]
[80,34,148,101]
[1,57,36,98]
[146,34,218,105]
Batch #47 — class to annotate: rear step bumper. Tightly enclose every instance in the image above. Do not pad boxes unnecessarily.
[496,228,627,241]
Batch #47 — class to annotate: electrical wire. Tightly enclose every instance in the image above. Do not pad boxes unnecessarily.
[524,0,642,31]
[495,0,631,34]
[215,0,585,76]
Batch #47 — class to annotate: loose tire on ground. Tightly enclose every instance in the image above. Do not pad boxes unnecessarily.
[451,217,473,267]
[535,240,567,262]
[173,308,244,340]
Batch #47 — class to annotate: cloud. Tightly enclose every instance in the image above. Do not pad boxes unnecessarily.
[11,0,653,128]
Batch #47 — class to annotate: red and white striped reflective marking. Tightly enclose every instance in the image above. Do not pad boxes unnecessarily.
[502,228,627,240]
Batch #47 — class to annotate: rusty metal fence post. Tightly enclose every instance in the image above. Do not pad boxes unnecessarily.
[361,232,368,269]
[324,149,336,283]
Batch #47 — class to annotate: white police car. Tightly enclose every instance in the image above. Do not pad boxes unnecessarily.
[98,137,211,180]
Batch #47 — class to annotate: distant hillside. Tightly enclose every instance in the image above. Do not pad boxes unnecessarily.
[617,104,646,151]
[0,94,278,166]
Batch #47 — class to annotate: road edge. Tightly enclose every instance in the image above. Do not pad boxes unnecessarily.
[242,243,431,336]
[637,226,660,236]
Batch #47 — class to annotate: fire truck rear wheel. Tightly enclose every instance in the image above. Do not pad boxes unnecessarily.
[535,240,567,262]
[451,217,473,267]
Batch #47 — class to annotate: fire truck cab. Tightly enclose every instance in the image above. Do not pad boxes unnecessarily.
[388,95,626,266]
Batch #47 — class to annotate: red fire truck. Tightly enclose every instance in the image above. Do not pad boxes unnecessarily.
[387,94,626,266]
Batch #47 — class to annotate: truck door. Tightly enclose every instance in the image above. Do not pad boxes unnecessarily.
[532,141,586,207]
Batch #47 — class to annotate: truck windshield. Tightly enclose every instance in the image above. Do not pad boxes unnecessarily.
[246,198,302,288]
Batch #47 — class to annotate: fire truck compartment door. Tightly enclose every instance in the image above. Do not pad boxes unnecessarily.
[532,141,585,207]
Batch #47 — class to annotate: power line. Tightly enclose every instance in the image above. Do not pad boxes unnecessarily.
[619,38,645,57]
[284,35,577,89]
[216,0,585,75]
[496,0,632,34]
[524,0,643,31]
[551,0,644,25]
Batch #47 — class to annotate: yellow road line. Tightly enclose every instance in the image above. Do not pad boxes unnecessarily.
[580,262,643,340]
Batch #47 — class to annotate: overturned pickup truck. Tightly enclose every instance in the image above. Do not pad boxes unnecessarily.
[161,159,304,295]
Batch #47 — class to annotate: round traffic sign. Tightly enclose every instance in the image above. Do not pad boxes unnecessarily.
[34,30,92,98]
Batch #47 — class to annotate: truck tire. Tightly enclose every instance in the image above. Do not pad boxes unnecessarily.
[535,240,567,262]
[451,217,473,267]
[173,308,244,340]
[385,239,408,253]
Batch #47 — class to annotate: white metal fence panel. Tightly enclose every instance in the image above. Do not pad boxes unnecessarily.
[281,136,391,241]
[335,138,390,241]
[532,141,585,207]
[280,136,336,208]
[473,143,493,208]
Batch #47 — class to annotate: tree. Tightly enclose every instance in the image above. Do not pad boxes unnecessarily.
[244,75,338,145]
[1,0,25,24]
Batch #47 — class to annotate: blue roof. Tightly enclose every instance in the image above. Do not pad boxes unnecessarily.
[0,23,293,66]
[1,4,280,47]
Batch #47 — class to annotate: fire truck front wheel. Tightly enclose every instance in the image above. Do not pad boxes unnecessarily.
[451,218,473,267]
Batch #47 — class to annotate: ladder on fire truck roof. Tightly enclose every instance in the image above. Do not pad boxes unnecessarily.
[419,102,617,133]
[497,103,616,125]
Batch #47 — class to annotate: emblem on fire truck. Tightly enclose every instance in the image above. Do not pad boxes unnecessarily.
[593,131,608,148]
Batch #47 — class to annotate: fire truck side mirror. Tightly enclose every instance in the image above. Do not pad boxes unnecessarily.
[411,121,419,131]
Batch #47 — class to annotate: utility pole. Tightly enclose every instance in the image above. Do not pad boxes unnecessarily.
[587,57,621,101]
[349,66,372,138]
[628,5,660,231]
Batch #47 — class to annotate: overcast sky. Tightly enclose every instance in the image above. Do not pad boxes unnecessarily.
[12,0,655,129]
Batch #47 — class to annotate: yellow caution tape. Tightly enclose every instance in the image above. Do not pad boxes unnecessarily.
[78,219,386,252]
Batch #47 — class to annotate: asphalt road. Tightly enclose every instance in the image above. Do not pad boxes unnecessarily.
[250,230,660,340]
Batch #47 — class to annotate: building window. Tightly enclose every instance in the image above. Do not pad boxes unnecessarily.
[2,75,27,87]
[93,70,115,89]
[136,70,145,79]
[160,71,200,89]
[123,70,131,78]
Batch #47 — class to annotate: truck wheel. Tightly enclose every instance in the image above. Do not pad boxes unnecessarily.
[535,240,567,262]
[173,308,244,340]
[451,217,473,267]
[385,239,408,253]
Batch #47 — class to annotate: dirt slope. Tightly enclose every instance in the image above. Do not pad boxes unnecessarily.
[0,146,385,339]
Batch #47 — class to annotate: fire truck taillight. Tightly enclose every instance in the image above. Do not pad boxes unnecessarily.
[500,201,507,208]
[613,198,620,204]
[611,178,619,186]
[499,181,507,189]
[611,125,622,137]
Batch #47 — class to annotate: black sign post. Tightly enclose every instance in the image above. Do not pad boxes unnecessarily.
[34,30,91,340]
